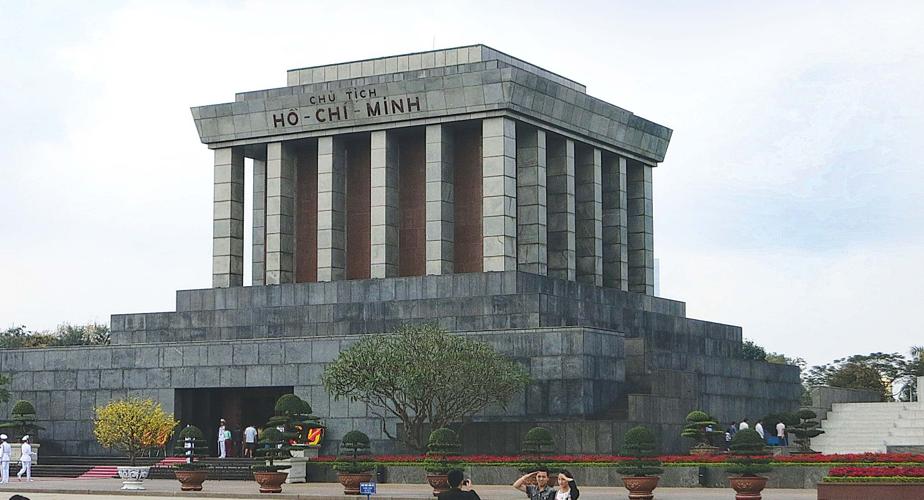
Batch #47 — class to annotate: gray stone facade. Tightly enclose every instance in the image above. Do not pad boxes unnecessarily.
[2,46,802,457]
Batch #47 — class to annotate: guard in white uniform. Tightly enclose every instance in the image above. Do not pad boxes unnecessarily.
[16,435,32,481]
[217,419,227,458]
[0,434,11,483]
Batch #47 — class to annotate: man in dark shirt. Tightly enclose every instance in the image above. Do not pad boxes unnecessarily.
[513,468,554,500]
[437,469,481,500]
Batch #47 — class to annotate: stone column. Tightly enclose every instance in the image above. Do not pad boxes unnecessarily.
[212,147,244,288]
[425,124,454,275]
[252,156,266,286]
[575,145,603,286]
[627,159,654,294]
[516,124,547,275]
[370,130,399,278]
[546,136,576,281]
[265,142,296,284]
[482,117,517,272]
[602,155,628,290]
[317,136,346,281]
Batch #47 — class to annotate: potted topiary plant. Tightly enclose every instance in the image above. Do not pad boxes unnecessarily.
[726,429,773,500]
[424,428,461,496]
[172,425,209,491]
[616,425,663,500]
[521,426,555,476]
[681,410,722,455]
[334,430,374,495]
[252,427,291,493]
[266,394,324,483]
[93,398,178,490]
[788,409,824,454]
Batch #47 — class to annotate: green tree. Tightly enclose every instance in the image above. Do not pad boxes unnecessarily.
[322,324,530,451]
[740,340,767,361]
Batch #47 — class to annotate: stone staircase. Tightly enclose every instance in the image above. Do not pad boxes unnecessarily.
[812,400,924,454]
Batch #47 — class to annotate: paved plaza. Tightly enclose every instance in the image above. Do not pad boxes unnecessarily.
[0,479,816,499]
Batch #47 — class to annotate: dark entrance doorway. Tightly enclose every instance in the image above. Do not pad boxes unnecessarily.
[175,386,293,457]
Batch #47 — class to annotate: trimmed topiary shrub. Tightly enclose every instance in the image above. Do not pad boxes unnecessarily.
[681,410,721,450]
[174,425,209,470]
[253,427,292,473]
[522,426,555,454]
[726,429,772,476]
[616,426,663,477]
[789,409,824,453]
[11,400,35,417]
[424,428,461,474]
[265,393,323,448]
[334,430,373,474]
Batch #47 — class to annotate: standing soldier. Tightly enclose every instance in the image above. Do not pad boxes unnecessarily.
[16,435,32,481]
[0,434,10,483]
[218,419,227,458]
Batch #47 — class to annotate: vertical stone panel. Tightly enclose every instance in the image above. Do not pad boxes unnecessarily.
[453,126,483,273]
[370,131,399,278]
[425,124,454,275]
[265,142,296,284]
[317,136,346,282]
[516,124,547,275]
[482,117,517,272]
[627,160,654,294]
[251,155,266,286]
[295,141,319,283]
[575,145,603,286]
[547,136,576,281]
[212,147,244,288]
[399,129,426,276]
[602,154,628,290]
[346,137,371,280]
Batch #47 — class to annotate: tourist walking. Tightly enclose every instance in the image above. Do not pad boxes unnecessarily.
[755,420,765,440]
[0,434,10,483]
[16,436,32,481]
[777,420,787,446]
[513,469,554,500]
[244,424,257,458]
[739,418,750,431]
[217,419,227,458]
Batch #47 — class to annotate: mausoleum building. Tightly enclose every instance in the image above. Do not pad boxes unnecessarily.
[1,46,800,455]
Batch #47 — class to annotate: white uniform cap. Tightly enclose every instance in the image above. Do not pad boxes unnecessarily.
[0,434,6,440]
[21,435,28,441]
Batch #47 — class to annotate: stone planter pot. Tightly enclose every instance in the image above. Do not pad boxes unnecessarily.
[253,471,288,493]
[622,475,660,500]
[729,475,768,500]
[337,471,373,495]
[426,472,450,496]
[174,468,208,491]
[817,482,924,500]
[117,466,150,490]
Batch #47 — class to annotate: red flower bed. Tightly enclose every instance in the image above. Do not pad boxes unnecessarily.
[829,466,924,477]
[777,453,924,464]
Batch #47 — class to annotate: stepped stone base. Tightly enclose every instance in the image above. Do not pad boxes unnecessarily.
[0,272,800,455]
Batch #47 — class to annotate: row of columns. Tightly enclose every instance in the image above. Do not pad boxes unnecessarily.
[212,117,655,294]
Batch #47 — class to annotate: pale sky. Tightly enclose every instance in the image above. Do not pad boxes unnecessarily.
[1,1,922,366]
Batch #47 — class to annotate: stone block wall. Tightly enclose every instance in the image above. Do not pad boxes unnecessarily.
[0,327,622,456]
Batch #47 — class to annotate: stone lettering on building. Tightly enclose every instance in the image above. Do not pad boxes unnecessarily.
[271,87,423,128]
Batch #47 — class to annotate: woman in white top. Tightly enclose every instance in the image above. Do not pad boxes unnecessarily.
[553,470,579,500]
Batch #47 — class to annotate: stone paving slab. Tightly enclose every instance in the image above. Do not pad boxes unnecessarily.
[0,478,817,499]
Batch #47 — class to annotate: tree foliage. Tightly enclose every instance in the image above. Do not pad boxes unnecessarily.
[726,429,772,476]
[804,350,924,401]
[1,323,110,349]
[680,410,722,448]
[334,430,373,474]
[93,398,177,466]
[740,340,767,361]
[322,324,530,451]
[788,409,824,453]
